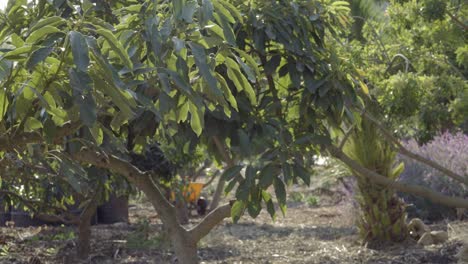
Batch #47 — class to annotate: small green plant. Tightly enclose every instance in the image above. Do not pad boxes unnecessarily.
[290,192,305,203]
[44,247,58,256]
[28,229,75,242]
[126,219,168,250]
[306,195,319,206]
[0,245,10,257]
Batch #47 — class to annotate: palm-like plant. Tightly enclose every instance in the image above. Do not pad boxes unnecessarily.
[344,113,407,246]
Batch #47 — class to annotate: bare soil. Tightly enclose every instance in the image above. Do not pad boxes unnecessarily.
[0,181,466,264]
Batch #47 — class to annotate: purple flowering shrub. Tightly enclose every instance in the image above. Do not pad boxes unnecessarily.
[398,132,468,221]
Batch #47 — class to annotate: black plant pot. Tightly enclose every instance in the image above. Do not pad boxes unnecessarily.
[97,195,129,224]
[10,209,48,227]
[0,198,10,226]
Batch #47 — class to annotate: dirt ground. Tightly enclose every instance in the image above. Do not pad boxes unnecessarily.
[0,180,467,264]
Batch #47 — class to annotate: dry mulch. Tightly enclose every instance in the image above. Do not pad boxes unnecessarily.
[0,186,466,264]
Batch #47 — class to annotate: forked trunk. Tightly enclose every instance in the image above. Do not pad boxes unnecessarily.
[175,198,189,225]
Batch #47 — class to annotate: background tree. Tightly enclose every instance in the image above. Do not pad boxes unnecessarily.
[344,0,467,142]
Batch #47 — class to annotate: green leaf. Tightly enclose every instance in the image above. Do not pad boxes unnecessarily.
[224,178,238,194]
[43,119,57,144]
[217,0,243,23]
[234,48,260,77]
[273,178,286,208]
[92,71,134,119]
[69,69,93,93]
[213,12,236,45]
[180,1,198,23]
[282,163,293,184]
[265,54,281,75]
[221,165,243,181]
[233,54,256,83]
[11,33,24,48]
[78,94,97,127]
[265,198,276,220]
[69,31,90,72]
[96,28,133,69]
[178,101,189,122]
[200,0,214,25]
[0,60,11,82]
[391,162,405,180]
[189,101,203,136]
[247,201,261,218]
[238,129,250,156]
[293,163,311,186]
[231,200,245,223]
[215,73,238,110]
[30,16,66,32]
[0,89,10,122]
[188,42,223,101]
[89,124,104,145]
[225,58,256,105]
[212,0,235,23]
[245,165,256,186]
[259,163,275,188]
[236,180,250,201]
[24,117,43,132]
[3,46,34,59]
[305,75,328,94]
[26,46,54,70]
[25,26,61,44]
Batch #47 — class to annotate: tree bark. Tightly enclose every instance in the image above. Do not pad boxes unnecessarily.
[73,149,233,264]
[328,145,468,208]
[175,198,189,225]
[0,121,81,152]
[77,187,100,259]
[171,231,198,264]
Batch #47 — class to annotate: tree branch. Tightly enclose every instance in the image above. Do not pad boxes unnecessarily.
[447,12,468,31]
[188,203,231,242]
[210,136,235,210]
[0,121,82,151]
[0,190,79,224]
[72,148,178,224]
[327,145,468,209]
[362,111,468,186]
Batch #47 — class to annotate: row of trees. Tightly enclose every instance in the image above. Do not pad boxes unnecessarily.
[0,0,466,263]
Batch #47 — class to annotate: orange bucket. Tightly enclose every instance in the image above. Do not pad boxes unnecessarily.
[170,182,204,203]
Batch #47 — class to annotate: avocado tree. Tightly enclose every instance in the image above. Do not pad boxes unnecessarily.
[1,0,467,263]
[0,0,341,262]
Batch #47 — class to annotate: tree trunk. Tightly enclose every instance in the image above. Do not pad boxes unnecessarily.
[76,187,100,259]
[355,177,407,246]
[175,198,189,225]
[171,232,198,264]
[341,116,408,246]
[73,150,233,264]
[77,217,92,259]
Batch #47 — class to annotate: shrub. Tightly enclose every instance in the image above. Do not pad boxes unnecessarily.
[398,132,468,221]
[306,195,319,207]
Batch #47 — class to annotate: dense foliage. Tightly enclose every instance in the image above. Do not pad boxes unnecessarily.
[344,0,467,142]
